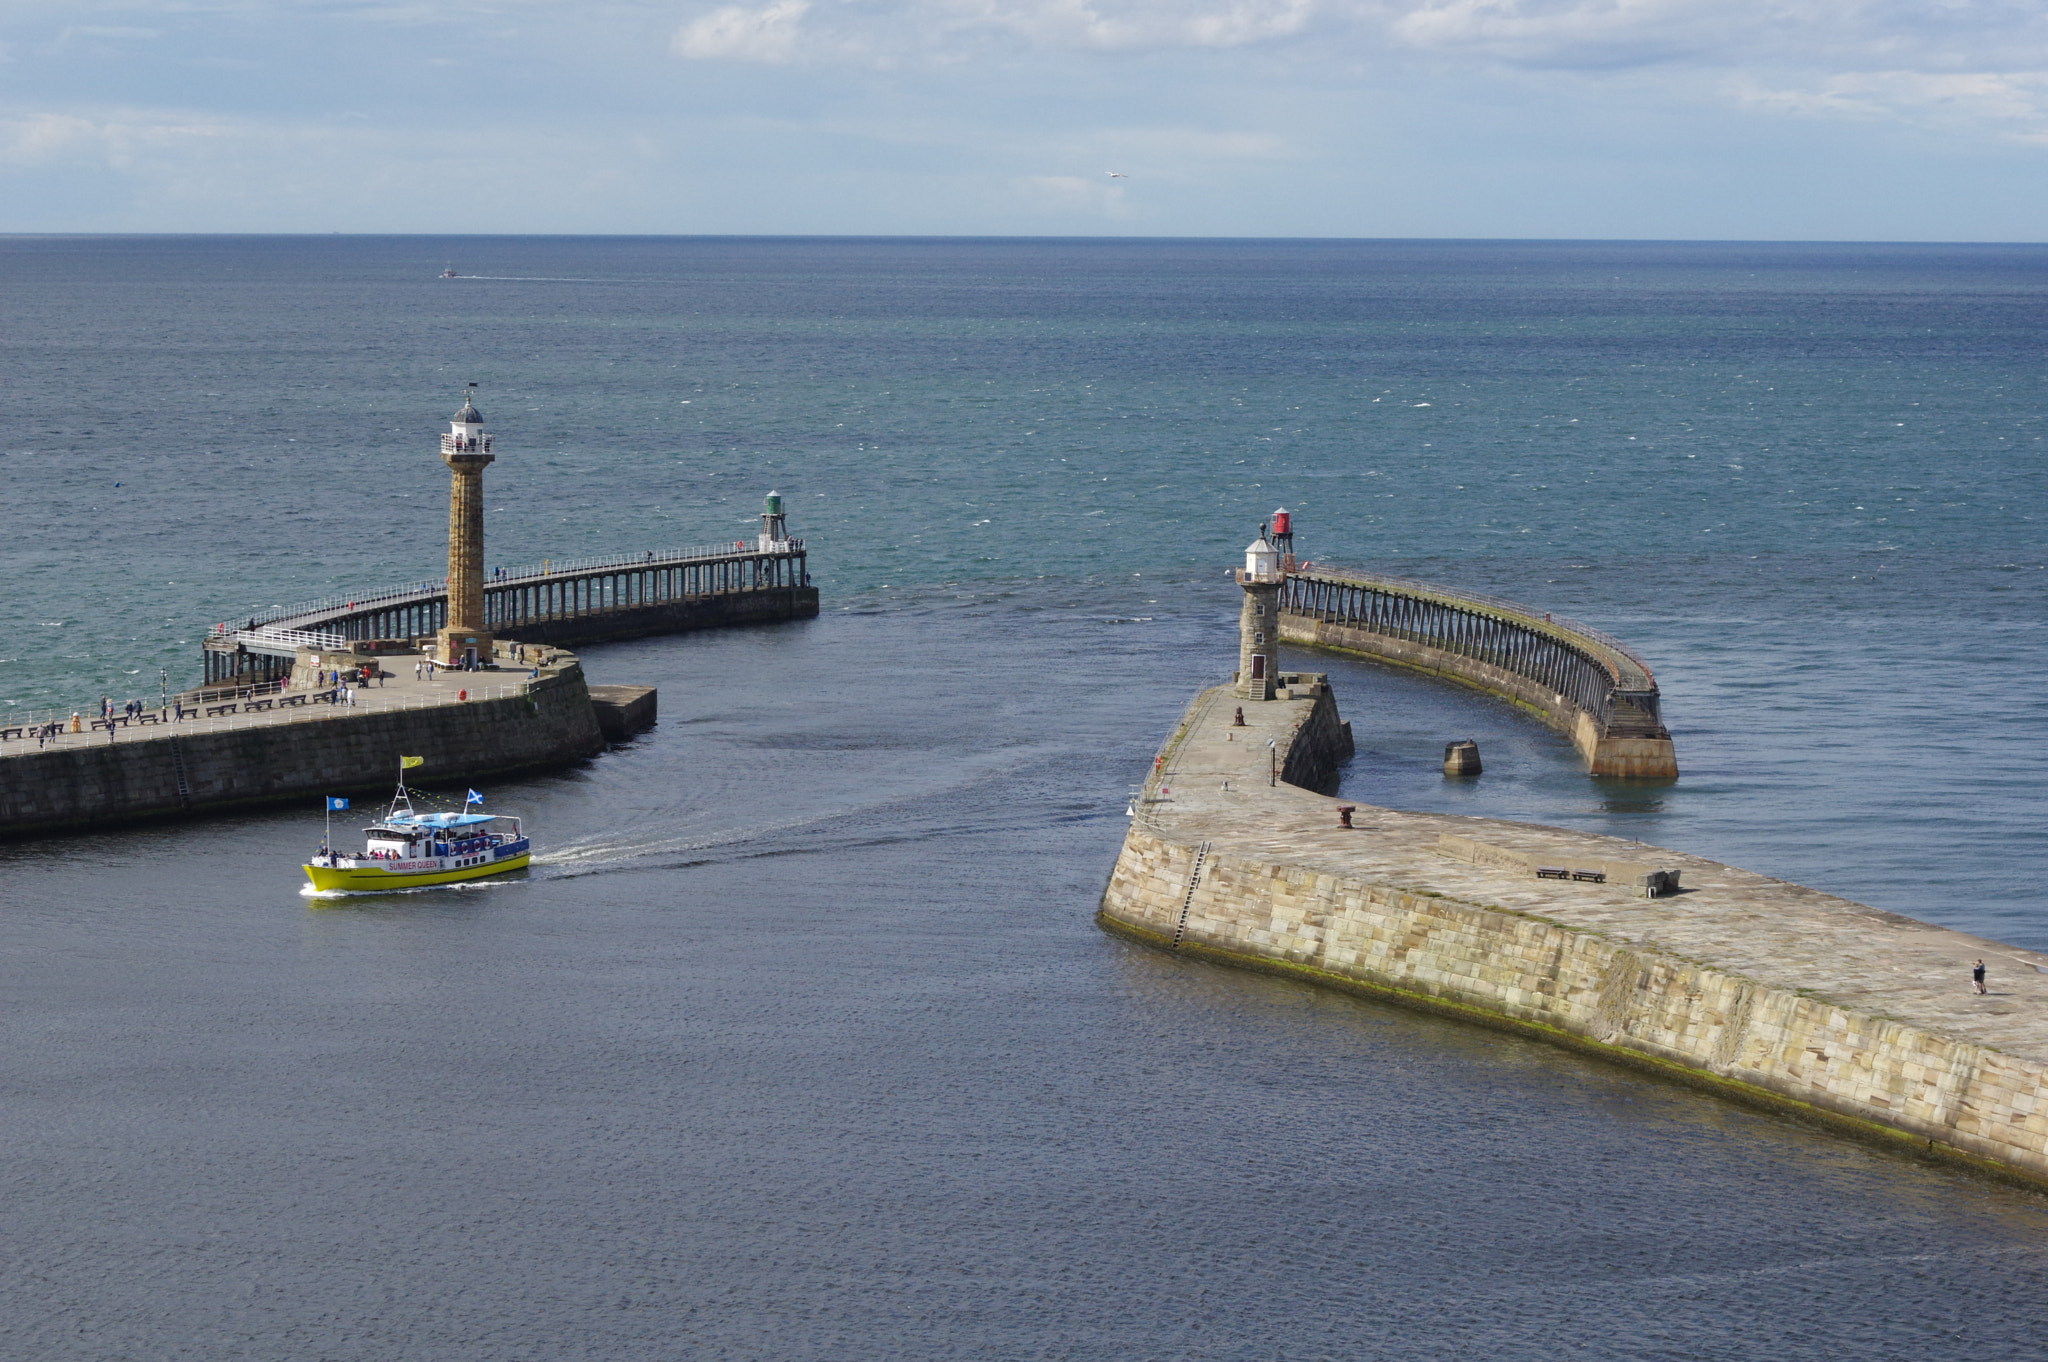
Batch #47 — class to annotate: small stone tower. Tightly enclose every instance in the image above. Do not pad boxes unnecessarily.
[758,490,788,550]
[436,384,495,667]
[1236,527,1284,701]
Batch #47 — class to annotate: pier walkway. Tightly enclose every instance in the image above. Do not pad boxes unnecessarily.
[1,666,534,759]
[0,649,605,835]
[1280,566,1676,778]
[202,540,815,687]
[1103,682,2048,1185]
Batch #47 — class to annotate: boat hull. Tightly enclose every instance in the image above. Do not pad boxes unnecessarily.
[304,851,530,893]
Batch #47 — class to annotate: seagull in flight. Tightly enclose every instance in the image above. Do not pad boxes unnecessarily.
[1105,170,1128,178]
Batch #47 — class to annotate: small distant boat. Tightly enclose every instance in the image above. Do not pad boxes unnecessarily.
[439,265,459,278]
[304,769,530,892]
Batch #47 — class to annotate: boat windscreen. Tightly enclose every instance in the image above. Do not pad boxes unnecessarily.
[390,812,498,829]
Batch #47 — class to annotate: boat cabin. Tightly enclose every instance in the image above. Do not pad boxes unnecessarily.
[362,811,518,859]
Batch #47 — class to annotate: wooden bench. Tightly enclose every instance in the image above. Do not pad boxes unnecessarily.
[205,703,237,716]
[135,712,160,725]
[1571,869,1608,883]
[1535,867,1570,880]
[244,698,276,712]
[280,694,307,707]
[174,705,198,720]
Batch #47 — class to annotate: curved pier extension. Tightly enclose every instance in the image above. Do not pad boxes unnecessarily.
[1101,683,2048,1189]
[203,542,818,688]
[1279,567,1676,778]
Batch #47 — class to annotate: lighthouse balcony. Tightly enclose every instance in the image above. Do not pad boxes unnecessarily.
[1234,567,1284,585]
[441,434,493,455]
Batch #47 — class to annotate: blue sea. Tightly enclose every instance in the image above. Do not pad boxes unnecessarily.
[2,237,2047,1358]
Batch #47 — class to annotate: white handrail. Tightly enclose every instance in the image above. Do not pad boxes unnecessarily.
[229,625,351,653]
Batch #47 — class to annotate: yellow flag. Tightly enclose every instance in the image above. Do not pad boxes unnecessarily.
[400,756,424,769]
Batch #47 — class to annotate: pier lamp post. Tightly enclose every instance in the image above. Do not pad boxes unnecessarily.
[1235,527,1284,702]
[435,385,496,669]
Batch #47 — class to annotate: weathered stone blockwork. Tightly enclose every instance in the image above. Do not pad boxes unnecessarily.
[1102,684,2048,1186]
[504,585,819,648]
[1280,613,1676,778]
[0,669,603,837]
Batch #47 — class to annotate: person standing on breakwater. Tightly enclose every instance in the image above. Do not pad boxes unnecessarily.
[1975,960,1988,994]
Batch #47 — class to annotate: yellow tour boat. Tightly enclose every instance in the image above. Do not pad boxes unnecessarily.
[304,775,530,893]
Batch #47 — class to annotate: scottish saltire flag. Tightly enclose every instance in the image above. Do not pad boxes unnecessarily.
[466,789,484,805]
[325,797,349,811]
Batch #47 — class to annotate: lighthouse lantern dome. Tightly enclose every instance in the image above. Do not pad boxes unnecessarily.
[1245,536,1281,579]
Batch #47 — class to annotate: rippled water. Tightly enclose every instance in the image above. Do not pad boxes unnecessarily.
[3,238,2047,1356]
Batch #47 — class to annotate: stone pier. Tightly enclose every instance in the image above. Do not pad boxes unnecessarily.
[0,647,605,836]
[1100,682,2048,1187]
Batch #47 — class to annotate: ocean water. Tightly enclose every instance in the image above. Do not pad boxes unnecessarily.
[2,237,2047,1357]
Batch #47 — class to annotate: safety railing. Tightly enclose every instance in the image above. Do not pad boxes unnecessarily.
[239,539,807,635]
[226,625,352,655]
[1287,563,1656,688]
[0,681,537,756]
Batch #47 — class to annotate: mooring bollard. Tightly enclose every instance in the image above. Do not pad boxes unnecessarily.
[1337,805,1355,828]
[1443,740,1482,776]
[1233,706,1245,726]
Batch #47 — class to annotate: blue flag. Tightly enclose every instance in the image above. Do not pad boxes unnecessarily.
[465,789,484,805]
[326,797,349,811]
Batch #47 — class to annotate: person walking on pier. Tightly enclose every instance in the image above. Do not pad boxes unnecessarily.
[1974,960,1988,994]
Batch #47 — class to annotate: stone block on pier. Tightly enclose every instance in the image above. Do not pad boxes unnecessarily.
[588,685,658,742]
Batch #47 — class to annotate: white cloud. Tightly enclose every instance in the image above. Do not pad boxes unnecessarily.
[1013,171,1133,215]
[657,0,2048,147]
[0,110,228,168]
[1731,68,2048,143]
[672,0,813,62]
[670,0,1324,64]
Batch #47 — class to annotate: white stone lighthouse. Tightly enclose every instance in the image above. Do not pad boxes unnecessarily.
[1235,528,1283,701]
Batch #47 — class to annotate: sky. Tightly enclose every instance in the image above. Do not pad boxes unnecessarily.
[2,1,2046,239]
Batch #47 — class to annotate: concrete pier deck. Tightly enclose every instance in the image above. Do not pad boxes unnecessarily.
[1102,684,2048,1185]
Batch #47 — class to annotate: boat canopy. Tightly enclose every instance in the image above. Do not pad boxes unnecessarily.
[390,812,498,829]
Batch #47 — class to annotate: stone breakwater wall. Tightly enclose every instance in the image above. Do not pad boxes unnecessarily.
[501,585,818,649]
[0,669,603,838]
[1278,583,1676,779]
[1277,689,1354,793]
[1100,685,2048,1186]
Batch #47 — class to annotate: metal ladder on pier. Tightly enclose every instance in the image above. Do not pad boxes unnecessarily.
[168,734,192,808]
[1171,841,1211,949]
